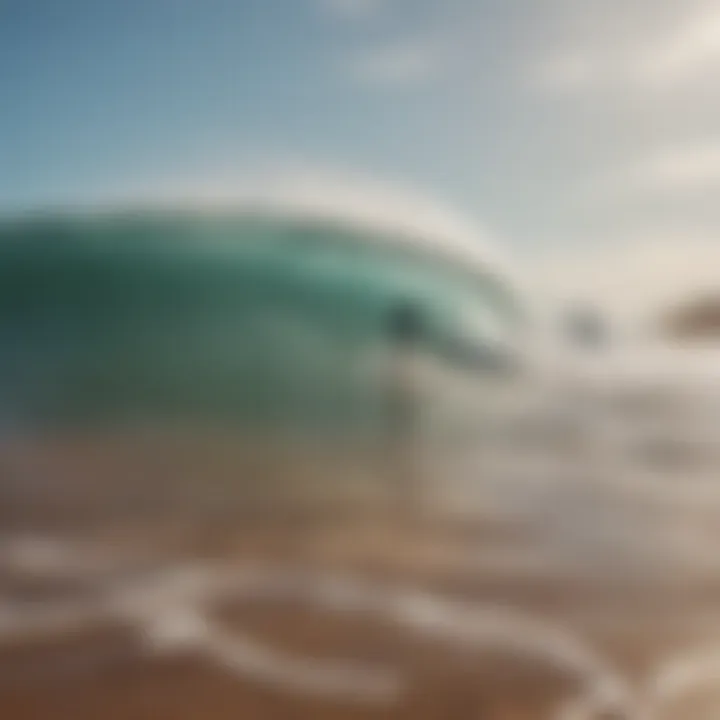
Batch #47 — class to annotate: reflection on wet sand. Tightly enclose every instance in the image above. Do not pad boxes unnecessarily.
[1,380,720,718]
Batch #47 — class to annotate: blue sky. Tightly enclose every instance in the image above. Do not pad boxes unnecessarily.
[3,0,720,317]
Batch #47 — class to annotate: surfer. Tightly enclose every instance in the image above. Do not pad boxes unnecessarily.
[385,301,426,518]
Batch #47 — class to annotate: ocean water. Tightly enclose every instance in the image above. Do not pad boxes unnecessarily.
[1,362,720,719]
[0,210,520,435]
[2,212,720,717]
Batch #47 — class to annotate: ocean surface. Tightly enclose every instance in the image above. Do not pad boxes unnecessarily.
[1,211,719,717]
[0,346,720,718]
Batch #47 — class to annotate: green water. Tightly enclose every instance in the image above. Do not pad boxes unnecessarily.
[0,211,521,433]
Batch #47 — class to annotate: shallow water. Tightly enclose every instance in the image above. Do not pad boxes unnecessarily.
[1,364,720,718]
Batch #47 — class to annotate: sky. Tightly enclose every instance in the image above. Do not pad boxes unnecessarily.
[3,0,720,322]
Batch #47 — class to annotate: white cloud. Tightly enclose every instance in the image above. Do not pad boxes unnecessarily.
[351,40,442,87]
[319,0,384,20]
[635,3,720,87]
[530,0,720,93]
[628,140,720,191]
[591,138,720,199]
[531,55,598,92]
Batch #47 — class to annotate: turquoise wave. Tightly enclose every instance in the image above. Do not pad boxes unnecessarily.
[0,210,522,432]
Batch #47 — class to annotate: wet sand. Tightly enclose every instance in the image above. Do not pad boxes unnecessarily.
[0,515,719,720]
[2,406,720,719]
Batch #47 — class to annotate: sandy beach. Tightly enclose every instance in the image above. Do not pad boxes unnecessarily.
[1,391,720,720]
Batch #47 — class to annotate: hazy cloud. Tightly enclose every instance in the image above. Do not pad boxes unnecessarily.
[351,39,442,87]
[531,55,598,93]
[585,138,720,203]
[530,0,720,93]
[626,139,720,192]
[319,0,385,20]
